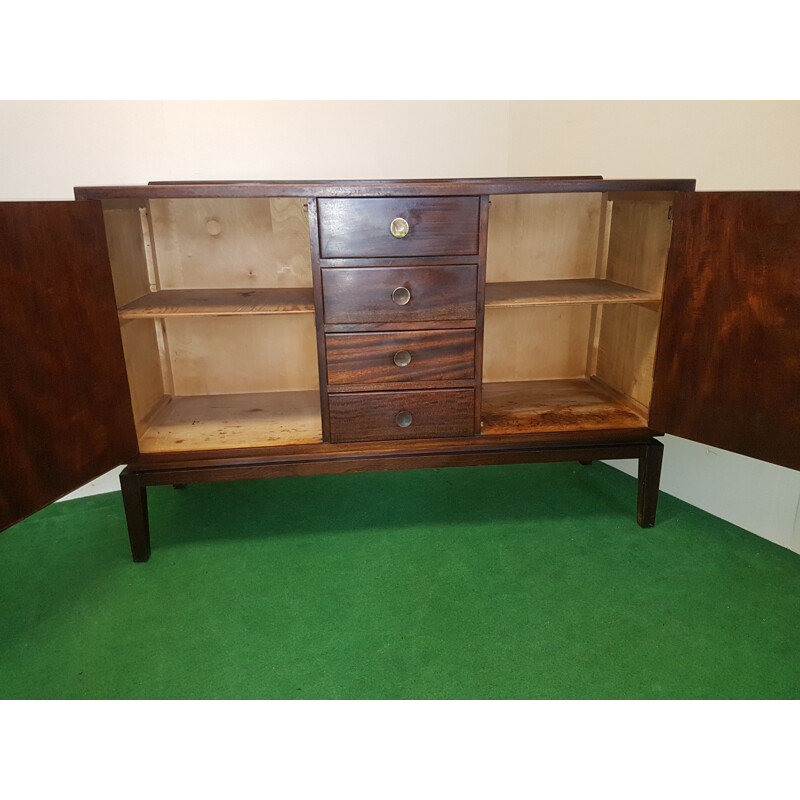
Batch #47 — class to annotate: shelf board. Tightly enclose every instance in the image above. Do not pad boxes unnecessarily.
[118,287,315,319]
[138,390,322,453]
[484,278,660,308]
[481,378,648,436]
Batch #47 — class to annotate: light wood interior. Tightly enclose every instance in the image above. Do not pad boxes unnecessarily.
[103,198,321,453]
[482,191,674,432]
[137,391,322,453]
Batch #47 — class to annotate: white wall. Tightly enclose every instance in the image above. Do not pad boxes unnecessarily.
[2,100,798,551]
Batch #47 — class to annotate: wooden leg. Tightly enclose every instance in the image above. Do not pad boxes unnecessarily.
[120,468,151,562]
[637,439,664,528]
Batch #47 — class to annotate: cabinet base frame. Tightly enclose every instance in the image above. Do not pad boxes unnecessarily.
[119,437,664,563]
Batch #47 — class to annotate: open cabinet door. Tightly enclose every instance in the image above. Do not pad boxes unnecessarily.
[650,192,800,471]
[0,202,137,530]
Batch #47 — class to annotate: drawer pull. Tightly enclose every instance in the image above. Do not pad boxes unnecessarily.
[393,349,412,367]
[395,411,413,428]
[390,217,410,239]
[391,286,411,306]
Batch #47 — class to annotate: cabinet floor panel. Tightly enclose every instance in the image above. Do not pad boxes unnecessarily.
[138,390,322,453]
[481,378,647,435]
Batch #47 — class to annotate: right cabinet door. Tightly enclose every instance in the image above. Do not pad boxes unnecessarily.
[649,191,800,471]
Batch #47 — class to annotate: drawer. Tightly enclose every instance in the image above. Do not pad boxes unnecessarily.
[322,265,477,324]
[326,329,476,385]
[328,389,475,443]
[317,197,480,258]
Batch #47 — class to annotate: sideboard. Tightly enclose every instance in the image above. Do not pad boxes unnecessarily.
[1,177,797,561]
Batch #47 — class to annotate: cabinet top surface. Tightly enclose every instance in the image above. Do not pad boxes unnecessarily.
[74,176,696,200]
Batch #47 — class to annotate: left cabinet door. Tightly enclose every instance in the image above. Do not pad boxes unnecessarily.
[0,201,138,530]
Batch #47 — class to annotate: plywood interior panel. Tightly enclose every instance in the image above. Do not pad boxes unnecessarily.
[485,278,659,308]
[117,287,315,318]
[605,196,673,293]
[594,302,662,408]
[486,193,604,282]
[119,318,167,434]
[149,198,312,289]
[137,390,322,453]
[165,314,320,395]
[482,305,592,382]
[102,200,152,307]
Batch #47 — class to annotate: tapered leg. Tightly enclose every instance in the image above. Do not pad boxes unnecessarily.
[637,439,664,528]
[120,468,151,562]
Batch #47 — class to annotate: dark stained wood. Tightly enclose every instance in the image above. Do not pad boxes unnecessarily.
[120,468,150,562]
[317,197,480,258]
[326,329,475,385]
[637,439,663,527]
[0,202,138,531]
[75,178,696,201]
[473,196,491,434]
[117,287,315,318]
[322,265,477,324]
[328,388,475,443]
[650,192,800,471]
[116,437,664,558]
[323,319,477,333]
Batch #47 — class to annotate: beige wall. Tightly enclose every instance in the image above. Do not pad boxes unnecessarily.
[2,100,798,551]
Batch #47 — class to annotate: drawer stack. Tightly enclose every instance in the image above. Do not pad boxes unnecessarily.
[313,196,485,443]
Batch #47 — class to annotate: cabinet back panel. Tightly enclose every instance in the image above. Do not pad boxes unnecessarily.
[605,195,674,293]
[483,305,592,382]
[164,314,319,395]
[120,319,168,433]
[486,193,604,282]
[149,198,312,290]
[102,200,152,308]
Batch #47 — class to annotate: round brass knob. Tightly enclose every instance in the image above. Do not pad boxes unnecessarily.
[390,217,410,238]
[393,349,412,367]
[395,411,413,428]
[391,286,411,306]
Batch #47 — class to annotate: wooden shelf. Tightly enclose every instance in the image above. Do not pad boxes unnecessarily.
[118,287,315,319]
[484,278,660,308]
[481,378,648,436]
[138,390,322,453]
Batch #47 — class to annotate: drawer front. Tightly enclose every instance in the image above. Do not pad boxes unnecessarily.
[328,389,475,443]
[326,329,476,385]
[317,197,480,258]
[322,265,477,324]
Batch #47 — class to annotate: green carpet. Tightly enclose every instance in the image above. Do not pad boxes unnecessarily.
[1,462,798,699]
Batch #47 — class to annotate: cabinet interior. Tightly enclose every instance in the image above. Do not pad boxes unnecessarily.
[482,191,674,434]
[103,190,674,454]
[103,197,321,453]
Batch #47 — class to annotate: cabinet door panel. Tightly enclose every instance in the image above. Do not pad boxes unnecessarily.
[0,202,137,530]
[650,192,800,470]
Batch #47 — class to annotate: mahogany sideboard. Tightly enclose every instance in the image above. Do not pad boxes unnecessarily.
[1,177,798,561]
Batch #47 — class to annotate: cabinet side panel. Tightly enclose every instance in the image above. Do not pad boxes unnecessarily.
[0,202,137,530]
[119,319,167,435]
[102,200,153,307]
[149,198,312,289]
[604,196,674,293]
[594,303,661,408]
[651,192,800,470]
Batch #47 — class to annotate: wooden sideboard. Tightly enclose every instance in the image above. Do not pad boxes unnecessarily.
[1,177,797,561]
